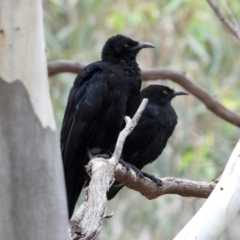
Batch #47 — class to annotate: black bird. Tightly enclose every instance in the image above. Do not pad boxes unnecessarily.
[60,34,155,218]
[107,85,188,200]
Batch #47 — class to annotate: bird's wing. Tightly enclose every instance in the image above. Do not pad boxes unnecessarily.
[60,62,111,165]
[122,105,160,161]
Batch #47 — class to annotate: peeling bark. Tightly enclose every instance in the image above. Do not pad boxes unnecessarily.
[0,79,68,240]
[0,0,55,129]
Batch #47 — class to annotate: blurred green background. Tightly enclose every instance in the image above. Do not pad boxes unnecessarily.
[43,0,240,239]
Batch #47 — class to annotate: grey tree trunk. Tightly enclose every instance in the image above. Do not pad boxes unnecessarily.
[0,0,68,239]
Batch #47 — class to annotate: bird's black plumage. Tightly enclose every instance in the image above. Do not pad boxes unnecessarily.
[107,85,188,200]
[60,34,155,218]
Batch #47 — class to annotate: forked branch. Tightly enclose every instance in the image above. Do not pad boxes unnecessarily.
[68,99,148,240]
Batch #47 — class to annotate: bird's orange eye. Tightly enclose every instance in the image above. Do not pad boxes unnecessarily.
[163,90,168,95]
[124,43,129,48]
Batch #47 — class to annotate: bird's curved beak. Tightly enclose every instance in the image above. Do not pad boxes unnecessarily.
[132,42,155,51]
[172,90,189,97]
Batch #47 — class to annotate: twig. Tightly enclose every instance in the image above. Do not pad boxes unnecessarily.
[207,0,240,42]
[221,0,239,32]
[47,60,240,127]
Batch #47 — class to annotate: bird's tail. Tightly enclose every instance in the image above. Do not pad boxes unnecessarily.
[65,169,87,219]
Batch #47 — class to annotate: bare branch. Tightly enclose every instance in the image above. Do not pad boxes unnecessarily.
[207,0,240,42]
[47,60,240,127]
[68,99,148,240]
[68,100,218,239]
[68,158,114,240]
[115,162,215,199]
[221,0,239,32]
[68,158,216,240]
[48,60,87,77]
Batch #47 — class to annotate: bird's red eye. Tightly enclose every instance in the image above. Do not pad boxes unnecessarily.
[163,90,168,95]
[124,43,129,48]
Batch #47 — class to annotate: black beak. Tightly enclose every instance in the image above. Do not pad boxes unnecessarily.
[172,90,189,97]
[132,42,155,51]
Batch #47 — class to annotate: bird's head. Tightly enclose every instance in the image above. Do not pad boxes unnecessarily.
[101,34,155,62]
[141,85,189,104]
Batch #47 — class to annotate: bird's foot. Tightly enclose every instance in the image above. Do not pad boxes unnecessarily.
[141,172,163,186]
[119,159,163,186]
[119,158,133,171]
[119,159,146,176]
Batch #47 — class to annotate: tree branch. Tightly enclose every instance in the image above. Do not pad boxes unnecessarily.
[48,60,87,77]
[207,0,240,42]
[68,158,114,240]
[47,60,240,127]
[115,162,215,199]
[67,97,216,239]
[66,97,219,239]
[68,158,217,240]
[68,99,148,240]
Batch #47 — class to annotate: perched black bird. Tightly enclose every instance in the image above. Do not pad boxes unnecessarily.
[107,85,188,200]
[60,34,155,218]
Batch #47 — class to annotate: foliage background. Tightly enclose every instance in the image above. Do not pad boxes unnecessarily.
[43,0,240,239]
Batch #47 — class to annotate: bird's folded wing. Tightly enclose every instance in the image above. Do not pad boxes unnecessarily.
[60,62,112,168]
[123,115,159,160]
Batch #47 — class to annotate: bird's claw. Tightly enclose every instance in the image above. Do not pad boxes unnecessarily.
[119,159,163,187]
[119,159,132,171]
[142,172,163,186]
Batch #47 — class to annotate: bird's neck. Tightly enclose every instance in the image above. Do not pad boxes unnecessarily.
[142,95,170,107]
[102,53,137,66]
